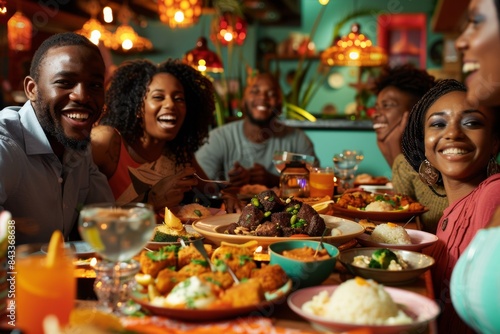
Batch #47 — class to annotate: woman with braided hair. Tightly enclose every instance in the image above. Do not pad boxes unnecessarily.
[91,59,242,214]
[402,79,500,334]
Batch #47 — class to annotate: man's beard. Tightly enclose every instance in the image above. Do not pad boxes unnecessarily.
[35,97,90,151]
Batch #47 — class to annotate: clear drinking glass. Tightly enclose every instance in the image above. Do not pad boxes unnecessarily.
[273,151,316,173]
[78,202,156,314]
[342,149,364,165]
[333,153,359,192]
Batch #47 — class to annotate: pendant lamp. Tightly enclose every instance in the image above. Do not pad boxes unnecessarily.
[158,0,203,28]
[321,23,387,67]
[7,11,32,51]
[184,37,224,73]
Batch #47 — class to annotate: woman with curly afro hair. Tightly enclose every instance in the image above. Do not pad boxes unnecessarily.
[91,59,241,213]
[402,79,500,334]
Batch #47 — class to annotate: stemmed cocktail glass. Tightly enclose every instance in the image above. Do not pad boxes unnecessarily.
[78,202,156,314]
[333,150,364,192]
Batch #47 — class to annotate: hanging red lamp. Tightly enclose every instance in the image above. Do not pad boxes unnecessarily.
[211,12,247,46]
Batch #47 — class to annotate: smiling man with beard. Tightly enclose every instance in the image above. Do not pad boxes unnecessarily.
[195,72,317,188]
[0,32,114,245]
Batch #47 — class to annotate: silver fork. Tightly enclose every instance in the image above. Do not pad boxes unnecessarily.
[193,173,230,186]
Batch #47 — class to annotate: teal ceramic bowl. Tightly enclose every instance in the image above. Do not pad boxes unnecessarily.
[269,240,339,289]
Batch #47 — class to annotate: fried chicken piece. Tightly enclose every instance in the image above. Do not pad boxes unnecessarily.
[219,279,264,307]
[178,243,213,269]
[250,264,288,292]
[155,268,190,295]
[139,248,176,278]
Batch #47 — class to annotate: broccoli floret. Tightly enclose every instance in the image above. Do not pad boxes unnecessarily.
[368,248,399,269]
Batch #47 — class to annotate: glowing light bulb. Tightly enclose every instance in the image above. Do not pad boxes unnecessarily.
[223,32,233,42]
[174,11,184,23]
[349,51,360,60]
[89,30,101,45]
[103,6,113,23]
[122,39,133,50]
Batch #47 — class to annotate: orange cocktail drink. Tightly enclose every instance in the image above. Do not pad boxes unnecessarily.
[310,167,335,197]
[17,232,75,333]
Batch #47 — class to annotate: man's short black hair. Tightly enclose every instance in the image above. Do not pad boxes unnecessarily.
[29,32,102,82]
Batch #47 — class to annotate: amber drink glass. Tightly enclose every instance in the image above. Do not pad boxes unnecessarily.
[310,167,335,197]
[16,243,75,334]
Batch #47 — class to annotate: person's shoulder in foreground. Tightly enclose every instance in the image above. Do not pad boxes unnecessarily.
[0,32,113,245]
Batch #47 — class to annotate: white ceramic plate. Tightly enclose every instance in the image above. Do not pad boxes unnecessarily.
[41,241,95,257]
[192,214,364,247]
[288,285,440,334]
[356,229,438,252]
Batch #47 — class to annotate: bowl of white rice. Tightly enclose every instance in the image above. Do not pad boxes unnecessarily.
[338,248,435,285]
[357,227,439,252]
[370,223,412,244]
[288,278,440,334]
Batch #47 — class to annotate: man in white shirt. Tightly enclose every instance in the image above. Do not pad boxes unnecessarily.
[0,32,114,244]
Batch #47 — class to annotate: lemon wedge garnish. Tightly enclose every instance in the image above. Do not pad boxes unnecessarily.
[69,309,123,331]
[46,230,65,268]
[164,207,183,231]
[312,200,334,214]
[81,227,105,252]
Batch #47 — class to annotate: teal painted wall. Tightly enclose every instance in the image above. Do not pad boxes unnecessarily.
[304,129,392,177]
[258,0,442,114]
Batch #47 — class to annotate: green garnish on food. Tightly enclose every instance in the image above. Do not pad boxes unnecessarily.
[194,209,202,217]
[191,259,209,267]
[368,248,399,269]
[251,197,261,207]
[146,247,173,262]
[239,255,253,266]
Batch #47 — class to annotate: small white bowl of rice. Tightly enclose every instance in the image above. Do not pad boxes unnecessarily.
[370,223,412,244]
[357,225,438,252]
[288,277,440,334]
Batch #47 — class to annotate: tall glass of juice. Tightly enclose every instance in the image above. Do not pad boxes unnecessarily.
[16,242,75,333]
[310,167,335,197]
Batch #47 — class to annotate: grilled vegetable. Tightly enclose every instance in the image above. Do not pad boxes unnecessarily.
[368,248,399,269]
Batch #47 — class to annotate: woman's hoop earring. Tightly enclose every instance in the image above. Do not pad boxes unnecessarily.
[487,157,500,177]
[418,159,440,186]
